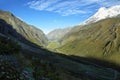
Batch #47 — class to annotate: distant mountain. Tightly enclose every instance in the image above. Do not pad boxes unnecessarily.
[0,10,48,47]
[83,5,120,24]
[47,27,72,41]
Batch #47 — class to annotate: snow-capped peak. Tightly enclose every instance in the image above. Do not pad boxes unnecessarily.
[83,5,120,25]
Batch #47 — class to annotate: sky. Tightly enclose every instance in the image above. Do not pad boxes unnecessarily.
[0,0,120,34]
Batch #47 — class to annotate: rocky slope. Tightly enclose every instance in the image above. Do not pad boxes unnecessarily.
[0,10,47,47]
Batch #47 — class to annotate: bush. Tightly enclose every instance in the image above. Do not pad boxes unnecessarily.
[0,57,22,80]
[0,37,21,55]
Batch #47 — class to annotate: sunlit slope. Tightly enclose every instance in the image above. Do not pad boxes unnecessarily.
[57,17,120,63]
[0,10,48,47]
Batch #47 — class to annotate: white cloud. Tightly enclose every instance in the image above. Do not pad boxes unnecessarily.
[26,0,120,16]
[27,0,61,10]
[99,0,120,7]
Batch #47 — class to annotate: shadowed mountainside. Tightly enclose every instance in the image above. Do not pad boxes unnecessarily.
[1,32,120,80]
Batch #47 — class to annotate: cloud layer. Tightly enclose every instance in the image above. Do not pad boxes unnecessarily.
[27,0,120,16]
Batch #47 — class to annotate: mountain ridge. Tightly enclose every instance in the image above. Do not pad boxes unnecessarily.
[0,10,48,47]
[47,5,120,42]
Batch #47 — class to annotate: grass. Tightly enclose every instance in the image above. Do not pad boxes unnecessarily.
[56,17,120,64]
[47,41,60,50]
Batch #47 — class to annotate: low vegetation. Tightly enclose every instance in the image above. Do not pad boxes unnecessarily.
[0,37,21,55]
[47,41,60,50]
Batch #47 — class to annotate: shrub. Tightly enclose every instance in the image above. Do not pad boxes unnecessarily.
[0,37,21,55]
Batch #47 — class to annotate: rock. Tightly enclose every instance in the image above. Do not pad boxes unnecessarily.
[21,68,35,80]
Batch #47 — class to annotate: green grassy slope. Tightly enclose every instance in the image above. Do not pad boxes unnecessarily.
[57,17,120,64]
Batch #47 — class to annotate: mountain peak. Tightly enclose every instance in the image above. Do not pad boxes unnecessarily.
[98,7,107,11]
[83,5,120,24]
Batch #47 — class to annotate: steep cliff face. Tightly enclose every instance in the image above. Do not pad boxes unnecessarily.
[0,10,48,47]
